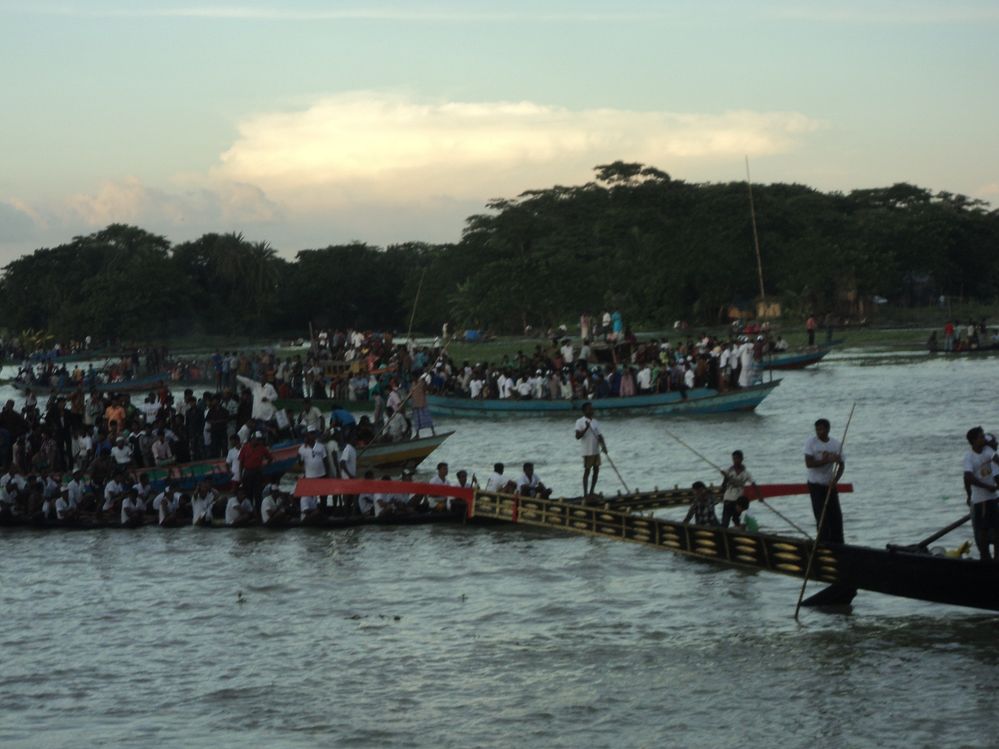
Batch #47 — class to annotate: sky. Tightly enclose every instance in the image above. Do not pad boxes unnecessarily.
[0,0,997,261]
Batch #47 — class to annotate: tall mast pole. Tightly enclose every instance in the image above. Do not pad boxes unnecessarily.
[745,156,766,303]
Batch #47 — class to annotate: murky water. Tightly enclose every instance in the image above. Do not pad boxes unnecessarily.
[3,349,999,748]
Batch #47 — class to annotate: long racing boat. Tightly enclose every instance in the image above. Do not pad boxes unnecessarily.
[427,381,778,418]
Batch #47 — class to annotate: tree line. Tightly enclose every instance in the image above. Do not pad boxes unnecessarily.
[2,162,996,341]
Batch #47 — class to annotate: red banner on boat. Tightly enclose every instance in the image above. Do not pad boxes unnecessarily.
[294,478,475,503]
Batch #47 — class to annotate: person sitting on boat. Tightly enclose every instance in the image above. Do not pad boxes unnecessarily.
[455,469,474,489]
[260,486,289,527]
[720,450,758,528]
[428,462,452,511]
[110,436,133,469]
[133,473,154,511]
[963,426,999,561]
[296,399,325,436]
[101,471,128,517]
[383,406,411,443]
[733,495,759,532]
[54,487,79,524]
[225,488,255,527]
[357,470,377,516]
[485,463,513,493]
[190,482,217,527]
[120,487,145,528]
[517,462,552,499]
[683,481,719,526]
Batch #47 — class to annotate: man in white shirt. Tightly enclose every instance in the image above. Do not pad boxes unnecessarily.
[120,488,145,527]
[963,426,999,560]
[65,469,87,509]
[574,402,606,496]
[190,482,217,527]
[428,462,451,511]
[102,472,128,514]
[152,430,174,466]
[111,437,133,468]
[225,435,242,488]
[804,418,846,543]
[516,462,551,498]
[54,488,78,523]
[260,486,288,527]
[485,463,510,493]
[339,435,358,479]
[298,428,328,478]
[224,489,255,527]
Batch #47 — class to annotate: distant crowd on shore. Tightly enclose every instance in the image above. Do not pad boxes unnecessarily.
[928,320,998,353]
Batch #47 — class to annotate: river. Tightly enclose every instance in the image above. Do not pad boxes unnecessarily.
[2,347,997,748]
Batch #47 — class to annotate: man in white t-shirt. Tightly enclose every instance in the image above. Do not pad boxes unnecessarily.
[224,489,254,527]
[111,437,133,468]
[298,428,328,478]
[190,482,217,527]
[225,435,242,488]
[574,402,606,496]
[102,472,128,514]
[120,488,145,527]
[485,463,511,493]
[428,462,451,511]
[517,462,551,498]
[963,426,999,560]
[260,486,288,527]
[339,436,358,479]
[804,418,846,543]
[720,450,758,528]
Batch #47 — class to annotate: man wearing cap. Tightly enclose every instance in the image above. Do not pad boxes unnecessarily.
[238,431,272,507]
[111,436,133,469]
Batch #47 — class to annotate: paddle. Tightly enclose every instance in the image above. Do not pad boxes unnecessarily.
[886,513,972,552]
[603,448,631,494]
[663,427,811,536]
[794,403,856,620]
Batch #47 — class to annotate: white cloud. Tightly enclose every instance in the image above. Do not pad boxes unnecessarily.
[213,92,821,210]
[66,176,283,228]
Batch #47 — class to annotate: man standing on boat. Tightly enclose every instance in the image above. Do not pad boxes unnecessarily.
[574,402,606,496]
[963,426,999,561]
[804,418,845,543]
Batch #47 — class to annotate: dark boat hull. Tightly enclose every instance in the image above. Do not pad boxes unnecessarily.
[468,492,999,613]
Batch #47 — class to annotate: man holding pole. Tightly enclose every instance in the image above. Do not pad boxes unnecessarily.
[804,418,846,543]
[575,402,606,496]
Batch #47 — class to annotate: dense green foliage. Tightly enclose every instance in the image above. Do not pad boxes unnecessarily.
[2,163,996,339]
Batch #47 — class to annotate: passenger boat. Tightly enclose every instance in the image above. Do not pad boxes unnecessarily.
[12,371,171,395]
[467,490,997,613]
[764,346,832,370]
[135,431,454,491]
[427,381,779,418]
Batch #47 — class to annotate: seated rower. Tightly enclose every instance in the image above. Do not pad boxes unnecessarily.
[260,486,289,527]
[357,470,376,517]
[299,493,323,525]
[157,489,184,527]
[190,482,217,527]
[734,495,759,532]
[374,474,395,518]
[484,463,511,493]
[683,481,719,526]
[517,462,552,498]
[225,488,255,527]
[54,488,79,525]
[101,471,128,517]
[120,487,145,527]
[428,462,451,511]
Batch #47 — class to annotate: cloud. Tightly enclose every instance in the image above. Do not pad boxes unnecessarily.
[66,176,283,228]
[0,200,41,243]
[213,92,821,209]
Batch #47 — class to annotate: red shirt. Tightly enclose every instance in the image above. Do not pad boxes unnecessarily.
[238,442,272,471]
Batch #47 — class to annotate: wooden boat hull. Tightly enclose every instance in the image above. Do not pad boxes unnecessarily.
[427,381,779,418]
[765,347,831,370]
[136,432,453,491]
[468,491,999,613]
[13,371,171,395]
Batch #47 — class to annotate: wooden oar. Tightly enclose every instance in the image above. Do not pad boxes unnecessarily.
[887,513,972,552]
[794,403,856,620]
[603,449,631,493]
[665,427,811,537]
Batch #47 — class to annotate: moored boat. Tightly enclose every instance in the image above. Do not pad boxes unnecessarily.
[12,371,171,395]
[135,431,454,491]
[427,381,778,418]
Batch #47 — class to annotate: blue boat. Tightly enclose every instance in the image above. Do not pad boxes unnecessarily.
[427,381,779,418]
[764,347,832,370]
